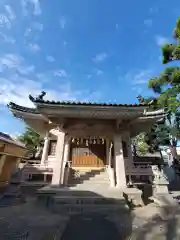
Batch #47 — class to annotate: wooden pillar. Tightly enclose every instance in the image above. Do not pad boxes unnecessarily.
[0,155,6,177]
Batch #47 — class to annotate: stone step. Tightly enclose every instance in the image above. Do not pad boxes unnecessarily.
[37,186,123,198]
[68,189,124,199]
[49,196,129,214]
[72,176,109,180]
[72,171,107,175]
[70,180,110,184]
[72,175,109,180]
[53,196,123,205]
[49,204,129,215]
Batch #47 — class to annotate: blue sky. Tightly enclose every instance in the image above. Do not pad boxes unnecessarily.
[0,0,179,135]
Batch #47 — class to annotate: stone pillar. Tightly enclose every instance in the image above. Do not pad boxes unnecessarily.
[60,138,70,184]
[41,133,50,165]
[114,134,126,188]
[51,131,65,186]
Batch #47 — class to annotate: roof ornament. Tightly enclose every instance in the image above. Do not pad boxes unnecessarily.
[137,95,144,104]
[137,95,156,106]
[29,91,46,102]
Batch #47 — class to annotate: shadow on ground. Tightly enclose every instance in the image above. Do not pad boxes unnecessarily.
[0,183,180,239]
[132,196,180,239]
[61,213,124,240]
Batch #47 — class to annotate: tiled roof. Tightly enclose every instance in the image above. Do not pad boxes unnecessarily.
[8,102,39,114]
[29,98,147,107]
[28,91,147,107]
[0,132,26,148]
[8,101,166,119]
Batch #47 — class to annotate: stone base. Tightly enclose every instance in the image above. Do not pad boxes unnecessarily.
[123,188,143,207]
[37,185,129,214]
[49,196,129,215]
[153,184,169,196]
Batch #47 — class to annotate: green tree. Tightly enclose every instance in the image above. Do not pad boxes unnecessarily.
[18,126,43,150]
[133,133,149,155]
[147,17,180,161]
[148,17,180,112]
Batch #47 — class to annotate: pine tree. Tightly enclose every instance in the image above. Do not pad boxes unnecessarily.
[147,17,180,161]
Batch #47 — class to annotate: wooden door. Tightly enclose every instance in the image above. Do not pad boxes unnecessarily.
[71,140,106,167]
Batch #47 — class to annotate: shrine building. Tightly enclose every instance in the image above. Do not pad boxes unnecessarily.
[8,93,166,189]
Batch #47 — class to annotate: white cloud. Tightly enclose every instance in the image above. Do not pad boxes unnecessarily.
[5,5,16,20]
[94,68,104,76]
[21,0,41,16]
[0,54,22,69]
[120,69,152,86]
[54,69,67,77]
[132,86,143,94]
[46,55,55,62]
[149,6,158,14]
[87,74,92,79]
[93,52,107,63]
[0,32,16,44]
[18,65,35,75]
[0,75,86,107]
[0,53,35,75]
[133,70,152,85]
[155,35,169,46]
[63,41,67,47]
[32,22,43,31]
[28,43,40,52]
[0,14,11,29]
[59,16,67,29]
[144,19,152,27]
[24,28,32,37]
[0,76,41,107]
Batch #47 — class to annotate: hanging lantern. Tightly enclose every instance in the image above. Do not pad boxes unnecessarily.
[93,138,96,144]
[72,138,75,143]
[101,138,105,144]
[76,138,80,145]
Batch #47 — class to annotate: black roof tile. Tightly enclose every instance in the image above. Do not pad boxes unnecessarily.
[8,102,39,114]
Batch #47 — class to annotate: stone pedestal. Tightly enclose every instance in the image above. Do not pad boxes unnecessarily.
[123,188,143,206]
[153,178,169,196]
[152,165,169,196]
[0,168,25,206]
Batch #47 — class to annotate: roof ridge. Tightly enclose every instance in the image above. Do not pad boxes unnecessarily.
[28,99,147,107]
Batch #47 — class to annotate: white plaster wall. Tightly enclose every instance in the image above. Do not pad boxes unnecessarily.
[46,156,55,168]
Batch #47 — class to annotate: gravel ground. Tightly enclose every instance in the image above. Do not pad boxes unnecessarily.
[0,197,69,239]
[0,196,180,239]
